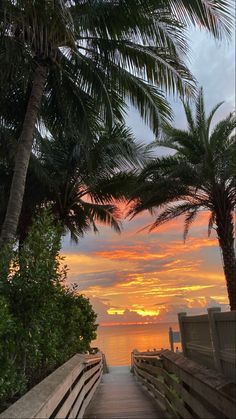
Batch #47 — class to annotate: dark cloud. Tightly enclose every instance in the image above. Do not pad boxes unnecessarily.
[68,269,127,289]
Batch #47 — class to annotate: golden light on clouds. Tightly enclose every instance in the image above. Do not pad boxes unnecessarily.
[132,309,160,317]
[107,308,125,315]
[95,249,168,261]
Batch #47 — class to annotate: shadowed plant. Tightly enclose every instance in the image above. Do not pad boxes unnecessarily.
[0,211,97,410]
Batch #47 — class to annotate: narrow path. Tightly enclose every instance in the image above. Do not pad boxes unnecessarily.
[84,366,167,418]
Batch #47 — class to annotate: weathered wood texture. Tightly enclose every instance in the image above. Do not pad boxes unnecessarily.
[0,353,103,419]
[84,366,168,418]
[178,309,236,380]
[132,349,236,419]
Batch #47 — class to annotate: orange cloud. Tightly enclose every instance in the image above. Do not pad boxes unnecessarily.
[161,237,218,255]
[62,252,134,275]
[95,248,168,261]
[93,236,218,265]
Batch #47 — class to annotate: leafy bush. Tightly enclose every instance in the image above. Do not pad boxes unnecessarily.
[0,296,27,408]
[0,211,97,410]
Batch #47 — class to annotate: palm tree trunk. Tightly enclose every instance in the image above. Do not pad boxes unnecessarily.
[216,209,236,311]
[0,64,47,247]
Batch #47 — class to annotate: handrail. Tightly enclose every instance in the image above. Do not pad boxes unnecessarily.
[84,356,103,364]
[132,349,236,419]
[134,354,162,360]
[0,352,104,419]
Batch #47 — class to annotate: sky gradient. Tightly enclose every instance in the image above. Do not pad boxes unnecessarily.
[62,27,235,325]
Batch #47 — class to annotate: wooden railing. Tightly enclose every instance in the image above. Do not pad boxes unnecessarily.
[132,349,236,419]
[178,308,236,380]
[0,353,103,419]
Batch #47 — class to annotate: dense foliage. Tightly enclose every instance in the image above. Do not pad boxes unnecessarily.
[0,212,97,410]
[0,0,232,245]
[0,124,145,244]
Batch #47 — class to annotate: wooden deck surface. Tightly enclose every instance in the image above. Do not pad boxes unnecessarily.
[84,366,167,418]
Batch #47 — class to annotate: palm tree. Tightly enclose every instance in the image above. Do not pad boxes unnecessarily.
[0,123,142,244]
[0,0,232,247]
[129,89,236,310]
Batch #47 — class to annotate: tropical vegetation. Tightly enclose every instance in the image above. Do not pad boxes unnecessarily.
[129,89,236,310]
[0,211,97,411]
[0,0,232,246]
[0,122,145,244]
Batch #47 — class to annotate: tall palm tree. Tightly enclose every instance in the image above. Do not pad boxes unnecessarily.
[129,89,236,310]
[0,0,232,246]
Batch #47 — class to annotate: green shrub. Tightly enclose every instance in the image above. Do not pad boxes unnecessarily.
[0,211,97,410]
[0,296,27,409]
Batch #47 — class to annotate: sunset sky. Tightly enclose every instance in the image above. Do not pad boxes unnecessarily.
[62,27,235,325]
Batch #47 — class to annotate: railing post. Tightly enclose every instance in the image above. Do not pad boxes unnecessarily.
[178,312,187,356]
[131,351,134,372]
[102,352,109,373]
[207,307,222,372]
[131,349,138,373]
[169,327,174,351]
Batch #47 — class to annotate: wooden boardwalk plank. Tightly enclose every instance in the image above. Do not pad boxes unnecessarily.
[84,366,168,418]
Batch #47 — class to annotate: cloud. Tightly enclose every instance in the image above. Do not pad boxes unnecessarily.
[89,297,161,325]
[95,247,168,261]
[77,265,227,327]
[156,297,229,322]
[89,293,229,326]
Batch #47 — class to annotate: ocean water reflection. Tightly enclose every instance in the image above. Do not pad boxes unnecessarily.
[93,323,180,366]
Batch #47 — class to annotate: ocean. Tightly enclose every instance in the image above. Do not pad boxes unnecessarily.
[92,322,180,366]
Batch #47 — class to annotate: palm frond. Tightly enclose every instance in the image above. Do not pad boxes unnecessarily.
[183,100,195,132]
[196,87,207,138]
[206,101,224,137]
[81,201,121,234]
[149,202,201,231]
[166,0,232,39]
[183,208,198,242]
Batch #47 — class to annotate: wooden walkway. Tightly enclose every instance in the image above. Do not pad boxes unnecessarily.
[84,366,167,418]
